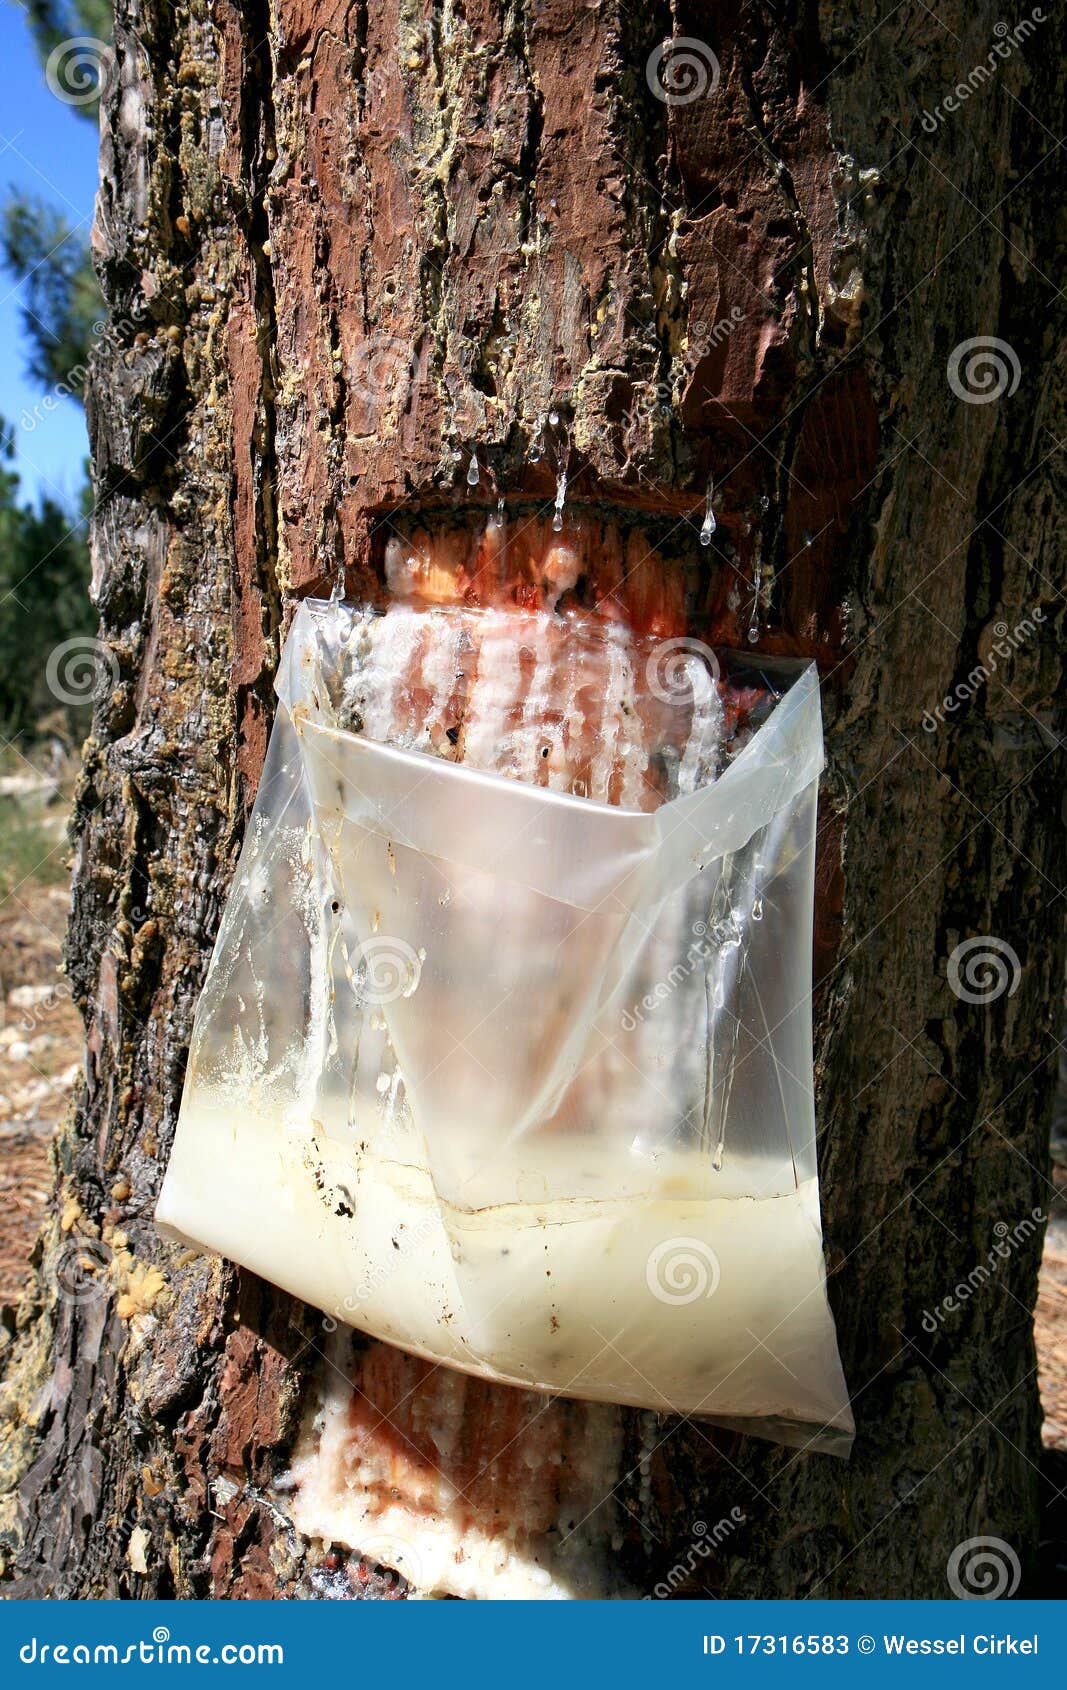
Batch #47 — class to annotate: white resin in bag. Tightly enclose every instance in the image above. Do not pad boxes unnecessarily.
[156,598,853,1455]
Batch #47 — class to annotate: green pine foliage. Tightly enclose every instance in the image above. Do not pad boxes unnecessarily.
[22,2,115,117]
[0,422,95,742]
[0,3,109,742]
[3,1,111,388]
[1,198,102,395]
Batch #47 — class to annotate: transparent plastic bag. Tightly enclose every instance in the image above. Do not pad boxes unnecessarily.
[156,598,853,1455]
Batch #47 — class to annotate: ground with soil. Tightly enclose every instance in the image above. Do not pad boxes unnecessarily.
[0,877,82,1307]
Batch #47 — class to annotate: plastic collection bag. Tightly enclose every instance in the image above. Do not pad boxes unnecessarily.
[156,596,853,1455]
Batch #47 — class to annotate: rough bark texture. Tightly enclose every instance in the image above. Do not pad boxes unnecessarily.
[1,0,1065,1597]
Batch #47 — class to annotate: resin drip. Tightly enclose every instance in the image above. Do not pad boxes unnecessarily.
[553,437,570,532]
[700,477,716,545]
[355,514,739,808]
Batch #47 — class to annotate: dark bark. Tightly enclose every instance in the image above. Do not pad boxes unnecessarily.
[1,0,1064,1598]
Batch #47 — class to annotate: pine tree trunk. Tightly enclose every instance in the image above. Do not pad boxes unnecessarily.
[1,0,1064,1598]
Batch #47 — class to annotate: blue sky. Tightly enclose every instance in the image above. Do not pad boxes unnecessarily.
[0,0,100,511]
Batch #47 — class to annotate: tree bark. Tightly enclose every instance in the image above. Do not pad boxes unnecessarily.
[1,0,1064,1598]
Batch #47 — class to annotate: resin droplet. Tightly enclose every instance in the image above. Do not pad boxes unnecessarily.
[748,540,763,643]
[751,896,764,922]
[549,408,560,426]
[553,465,568,532]
[700,477,716,546]
[552,432,570,534]
[466,452,480,488]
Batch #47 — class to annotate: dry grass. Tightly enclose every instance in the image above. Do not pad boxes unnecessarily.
[0,774,81,1306]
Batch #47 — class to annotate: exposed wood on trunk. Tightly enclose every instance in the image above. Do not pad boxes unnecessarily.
[1,0,1065,1597]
